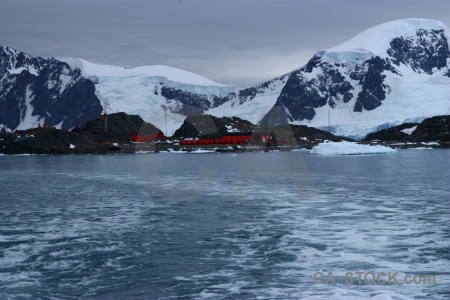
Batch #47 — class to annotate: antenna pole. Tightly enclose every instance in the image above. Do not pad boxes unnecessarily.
[105,100,108,133]
[164,105,167,137]
[328,110,331,133]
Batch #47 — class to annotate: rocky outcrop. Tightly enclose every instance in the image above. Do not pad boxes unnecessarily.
[72,112,163,142]
[387,29,450,74]
[0,128,112,154]
[0,112,164,154]
[363,123,420,142]
[412,115,450,141]
[173,115,254,139]
[172,115,351,150]
[362,115,450,147]
[272,124,352,144]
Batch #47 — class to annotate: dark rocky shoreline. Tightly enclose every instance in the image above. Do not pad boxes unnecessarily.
[1,113,449,155]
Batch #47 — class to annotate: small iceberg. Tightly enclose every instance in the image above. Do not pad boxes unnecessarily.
[291,148,309,152]
[189,149,216,154]
[136,150,153,154]
[310,141,397,155]
[161,148,188,154]
[408,147,433,150]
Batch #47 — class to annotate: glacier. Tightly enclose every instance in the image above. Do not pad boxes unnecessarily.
[59,57,288,135]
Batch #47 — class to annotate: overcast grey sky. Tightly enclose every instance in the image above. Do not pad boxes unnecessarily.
[1,0,449,85]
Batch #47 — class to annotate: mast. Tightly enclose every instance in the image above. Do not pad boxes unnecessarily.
[328,110,331,133]
[105,108,108,132]
[164,103,168,137]
[104,99,108,133]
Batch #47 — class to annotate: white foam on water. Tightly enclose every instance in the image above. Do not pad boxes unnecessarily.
[173,160,449,299]
[1,153,448,299]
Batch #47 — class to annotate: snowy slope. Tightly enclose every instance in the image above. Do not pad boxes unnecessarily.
[60,58,227,86]
[59,57,288,135]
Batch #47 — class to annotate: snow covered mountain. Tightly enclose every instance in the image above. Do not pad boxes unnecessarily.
[262,18,450,138]
[0,45,102,131]
[1,18,449,138]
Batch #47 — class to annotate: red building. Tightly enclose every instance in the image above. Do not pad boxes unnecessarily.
[130,131,164,143]
[178,133,254,145]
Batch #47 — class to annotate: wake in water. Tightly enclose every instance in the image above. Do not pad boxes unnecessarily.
[0,151,449,299]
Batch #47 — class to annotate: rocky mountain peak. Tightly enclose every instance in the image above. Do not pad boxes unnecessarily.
[0,47,102,131]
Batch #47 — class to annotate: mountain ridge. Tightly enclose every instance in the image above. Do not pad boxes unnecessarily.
[1,18,449,139]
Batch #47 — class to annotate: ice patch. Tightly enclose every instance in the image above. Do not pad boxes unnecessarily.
[291,148,309,152]
[7,66,39,76]
[225,125,239,133]
[401,125,417,135]
[409,147,433,150]
[15,86,41,130]
[422,141,439,145]
[59,72,73,94]
[188,149,217,154]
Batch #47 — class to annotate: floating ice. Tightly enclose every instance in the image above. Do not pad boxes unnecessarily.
[408,147,433,150]
[188,149,216,154]
[310,141,398,155]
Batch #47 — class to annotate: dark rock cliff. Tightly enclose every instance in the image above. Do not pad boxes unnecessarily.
[0,45,102,131]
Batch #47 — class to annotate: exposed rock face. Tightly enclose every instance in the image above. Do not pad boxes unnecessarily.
[363,123,420,142]
[412,115,450,141]
[0,112,164,154]
[363,115,450,143]
[0,128,111,155]
[0,45,102,131]
[261,55,396,127]
[351,56,399,112]
[173,115,254,139]
[387,29,450,74]
[272,124,352,144]
[73,112,163,142]
[161,87,211,115]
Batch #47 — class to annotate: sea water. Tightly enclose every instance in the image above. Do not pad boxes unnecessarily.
[0,150,449,299]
